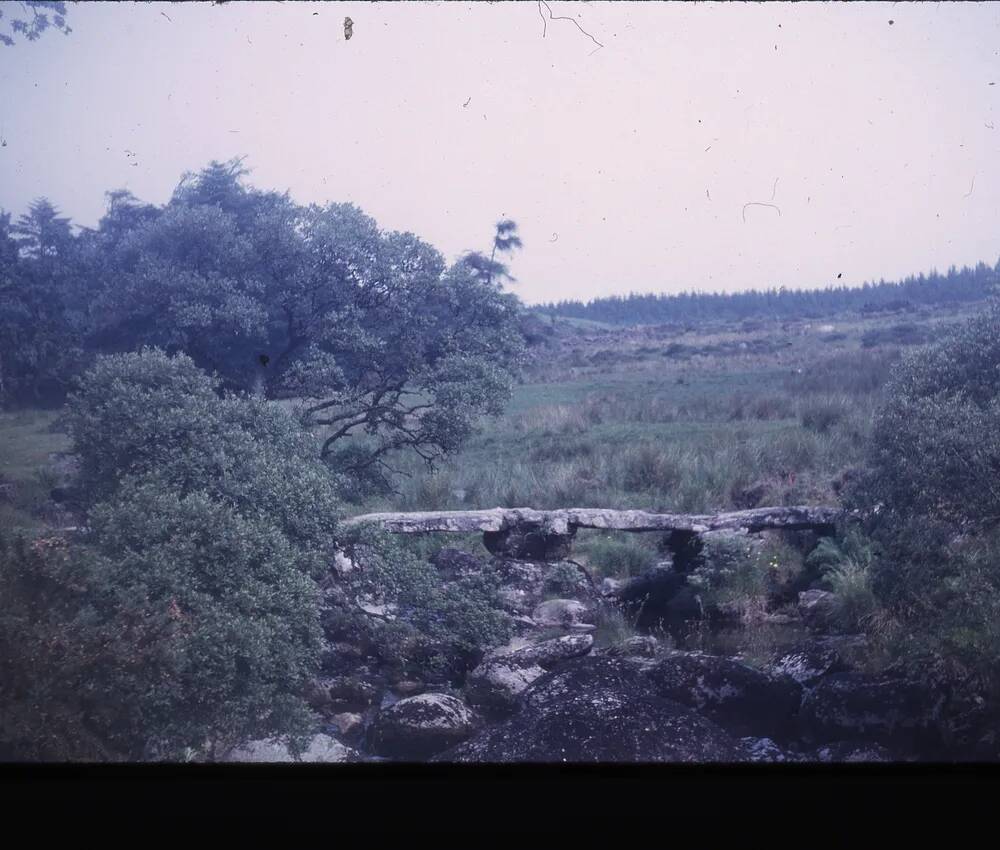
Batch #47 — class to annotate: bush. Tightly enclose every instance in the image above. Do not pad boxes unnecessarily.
[577,533,659,578]
[0,350,347,760]
[621,443,682,493]
[337,525,514,682]
[849,301,1000,692]
[688,534,805,623]
[0,489,324,761]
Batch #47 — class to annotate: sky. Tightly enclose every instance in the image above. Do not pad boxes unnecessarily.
[2,1,1000,305]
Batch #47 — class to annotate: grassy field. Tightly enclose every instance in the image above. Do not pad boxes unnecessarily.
[359,306,957,517]
[0,300,982,549]
[0,408,70,533]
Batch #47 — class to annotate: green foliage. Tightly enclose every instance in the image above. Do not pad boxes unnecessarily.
[544,561,587,595]
[847,301,1000,691]
[854,301,1000,531]
[0,490,324,761]
[0,2,71,48]
[540,262,998,326]
[0,351,347,760]
[576,532,659,579]
[0,202,86,405]
[63,349,344,561]
[78,162,527,483]
[688,534,805,623]
[337,525,513,680]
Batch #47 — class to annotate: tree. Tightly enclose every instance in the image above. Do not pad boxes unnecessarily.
[0,1,71,47]
[89,162,527,489]
[460,218,523,287]
[0,199,83,405]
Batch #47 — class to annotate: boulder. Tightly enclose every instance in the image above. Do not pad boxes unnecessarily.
[644,652,802,741]
[531,599,596,630]
[615,567,698,630]
[800,672,944,753]
[500,633,594,668]
[392,679,426,697]
[768,643,850,686]
[604,635,662,659]
[466,634,594,715]
[600,577,623,597]
[798,589,838,630]
[465,659,548,715]
[367,693,478,760]
[736,737,804,763]
[329,712,364,741]
[438,657,742,763]
[225,734,360,763]
[807,741,894,763]
[431,548,487,579]
[326,676,380,712]
[491,559,547,615]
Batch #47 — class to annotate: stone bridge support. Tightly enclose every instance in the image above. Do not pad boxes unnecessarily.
[342,506,841,562]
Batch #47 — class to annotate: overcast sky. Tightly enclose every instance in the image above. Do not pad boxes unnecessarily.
[2,1,999,304]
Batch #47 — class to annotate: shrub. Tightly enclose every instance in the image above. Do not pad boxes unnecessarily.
[621,443,682,493]
[0,350,347,760]
[848,301,1000,692]
[860,322,932,348]
[544,561,588,595]
[688,534,805,623]
[577,533,659,578]
[799,396,849,433]
[688,535,769,623]
[337,525,514,682]
[0,489,324,761]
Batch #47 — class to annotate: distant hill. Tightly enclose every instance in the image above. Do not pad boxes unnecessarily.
[534,261,999,326]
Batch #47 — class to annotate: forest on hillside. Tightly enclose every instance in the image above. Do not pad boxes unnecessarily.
[538,264,1000,325]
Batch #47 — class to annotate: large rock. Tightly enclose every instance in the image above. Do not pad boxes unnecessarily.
[225,734,360,763]
[500,633,594,668]
[614,566,693,630]
[367,693,478,760]
[491,559,547,615]
[531,599,596,630]
[800,673,944,753]
[768,643,851,686]
[736,737,804,763]
[465,659,548,715]
[604,635,662,659]
[643,652,803,741]
[438,657,742,763]
[466,634,594,715]
[431,548,487,579]
[807,741,894,763]
[326,676,380,713]
[798,589,838,630]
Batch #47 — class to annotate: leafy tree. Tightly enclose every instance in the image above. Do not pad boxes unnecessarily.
[0,1,71,48]
[460,218,523,287]
[0,199,84,404]
[89,162,527,489]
